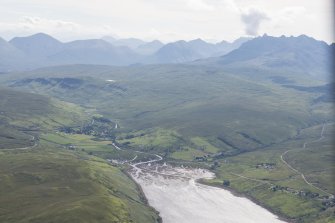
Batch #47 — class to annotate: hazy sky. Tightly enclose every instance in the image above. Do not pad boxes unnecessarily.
[0,0,333,43]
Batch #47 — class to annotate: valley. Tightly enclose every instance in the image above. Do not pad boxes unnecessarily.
[0,34,334,223]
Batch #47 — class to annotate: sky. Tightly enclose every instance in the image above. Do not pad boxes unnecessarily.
[0,0,334,43]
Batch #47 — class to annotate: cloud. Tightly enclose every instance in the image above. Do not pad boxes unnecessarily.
[186,0,214,11]
[0,17,81,35]
[275,6,306,23]
[20,17,80,32]
[0,17,120,41]
[241,7,269,36]
[221,0,240,12]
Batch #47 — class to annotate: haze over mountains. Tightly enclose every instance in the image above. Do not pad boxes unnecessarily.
[1,33,250,71]
[197,34,334,81]
[0,33,333,81]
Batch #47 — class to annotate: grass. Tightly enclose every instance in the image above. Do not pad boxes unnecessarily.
[117,128,182,150]
[190,137,220,153]
[0,88,161,223]
[0,146,160,223]
[40,132,146,161]
[170,146,206,161]
[2,64,332,154]
[205,123,335,222]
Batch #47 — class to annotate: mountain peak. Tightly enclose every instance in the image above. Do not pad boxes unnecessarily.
[10,32,61,43]
[0,37,7,44]
[189,38,206,43]
[149,40,163,45]
[217,34,332,80]
[9,33,63,57]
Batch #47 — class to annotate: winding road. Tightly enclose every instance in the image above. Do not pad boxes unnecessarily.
[2,135,38,151]
[280,123,333,197]
[110,137,164,176]
[111,136,198,179]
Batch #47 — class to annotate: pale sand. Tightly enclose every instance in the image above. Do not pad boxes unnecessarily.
[131,165,286,223]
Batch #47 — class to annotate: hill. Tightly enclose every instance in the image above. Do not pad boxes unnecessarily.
[2,63,332,154]
[0,88,161,223]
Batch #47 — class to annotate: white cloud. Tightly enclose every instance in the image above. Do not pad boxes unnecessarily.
[20,17,79,31]
[0,17,121,41]
[185,0,214,11]
[275,6,306,23]
[241,7,269,36]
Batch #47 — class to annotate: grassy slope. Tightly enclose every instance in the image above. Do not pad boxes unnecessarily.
[0,88,87,149]
[1,65,332,151]
[0,148,159,223]
[204,123,335,222]
[0,88,160,223]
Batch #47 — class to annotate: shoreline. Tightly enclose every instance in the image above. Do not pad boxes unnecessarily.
[161,160,293,222]
[125,161,292,223]
[121,167,163,223]
[197,178,293,223]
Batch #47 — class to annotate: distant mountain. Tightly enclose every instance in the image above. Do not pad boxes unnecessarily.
[9,33,64,58]
[48,39,141,66]
[212,37,252,57]
[136,40,164,55]
[101,36,117,43]
[2,34,145,69]
[1,33,331,78]
[147,40,202,63]
[103,37,164,55]
[148,38,251,63]
[0,33,252,71]
[0,37,32,72]
[214,34,333,80]
[102,36,147,49]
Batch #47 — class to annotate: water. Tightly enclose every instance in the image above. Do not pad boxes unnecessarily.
[130,164,286,223]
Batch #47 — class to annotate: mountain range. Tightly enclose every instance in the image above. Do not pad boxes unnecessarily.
[0,33,250,71]
[195,34,334,81]
[0,33,333,81]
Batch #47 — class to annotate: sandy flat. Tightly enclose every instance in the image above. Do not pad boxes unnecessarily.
[132,166,286,223]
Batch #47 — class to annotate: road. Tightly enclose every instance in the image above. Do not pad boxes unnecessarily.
[110,134,164,175]
[2,135,38,151]
[110,131,193,179]
[280,123,333,197]
[111,122,334,197]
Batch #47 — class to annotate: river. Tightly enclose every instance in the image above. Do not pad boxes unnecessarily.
[130,164,286,223]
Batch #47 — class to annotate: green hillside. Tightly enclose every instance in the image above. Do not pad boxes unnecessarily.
[2,64,332,150]
[0,88,160,223]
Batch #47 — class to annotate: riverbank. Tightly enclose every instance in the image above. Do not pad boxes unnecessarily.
[197,178,292,223]
[121,167,163,223]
